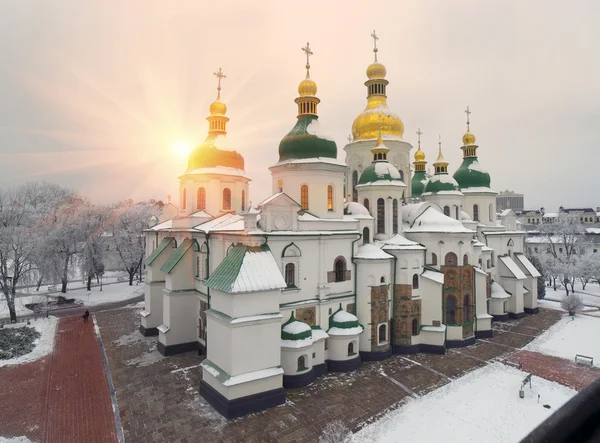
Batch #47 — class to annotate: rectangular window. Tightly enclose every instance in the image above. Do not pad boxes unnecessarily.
[301,185,309,210]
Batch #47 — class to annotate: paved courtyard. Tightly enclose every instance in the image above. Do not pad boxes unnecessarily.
[91,306,577,443]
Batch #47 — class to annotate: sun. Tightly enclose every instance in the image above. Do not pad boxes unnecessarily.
[171,140,193,158]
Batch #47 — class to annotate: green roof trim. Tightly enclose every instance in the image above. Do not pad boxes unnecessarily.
[160,238,199,274]
[281,312,312,341]
[205,243,271,293]
[278,114,337,162]
[144,237,175,266]
[328,304,360,329]
[453,157,491,189]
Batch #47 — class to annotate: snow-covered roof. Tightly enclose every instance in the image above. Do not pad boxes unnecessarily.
[148,219,173,231]
[257,192,301,209]
[498,209,514,217]
[499,256,527,280]
[201,360,284,386]
[474,267,488,276]
[472,240,486,248]
[380,234,425,251]
[355,244,393,259]
[206,244,286,293]
[421,324,446,332]
[460,187,498,195]
[461,211,472,221]
[344,202,372,219]
[586,228,600,235]
[273,157,346,167]
[194,213,244,232]
[491,281,511,299]
[306,118,335,141]
[476,313,493,319]
[311,327,329,341]
[328,306,364,336]
[513,253,542,278]
[405,206,474,234]
[190,210,213,218]
[182,166,248,178]
[422,270,444,284]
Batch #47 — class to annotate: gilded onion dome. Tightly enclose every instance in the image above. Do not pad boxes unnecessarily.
[352,31,404,140]
[411,129,428,198]
[453,107,492,189]
[186,68,245,172]
[278,43,337,162]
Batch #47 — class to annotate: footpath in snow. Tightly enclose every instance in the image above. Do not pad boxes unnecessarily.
[352,363,576,443]
[525,315,600,367]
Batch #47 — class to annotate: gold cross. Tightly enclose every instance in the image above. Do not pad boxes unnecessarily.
[301,42,313,75]
[465,105,471,131]
[214,67,226,99]
[371,30,379,61]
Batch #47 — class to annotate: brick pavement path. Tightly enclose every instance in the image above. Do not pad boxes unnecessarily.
[0,316,118,443]
[93,305,578,443]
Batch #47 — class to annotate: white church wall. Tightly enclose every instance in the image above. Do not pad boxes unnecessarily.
[281,346,313,376]
[446,325,463,341]
[210,290,280,319]
[160,290,197,346]
[461,193,497,226]
[230,320,281,376]
[420,277,443,327]
[327,334,359,362]
[142,281,166,331]
[179,173,250,217]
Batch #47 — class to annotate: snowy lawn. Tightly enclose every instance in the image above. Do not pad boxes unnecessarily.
[0,317,58,367]
[544,282,600,308]
[0,437,34,443]
[68,281,143,307]
[353,363,575,443]
[525,315,600,366]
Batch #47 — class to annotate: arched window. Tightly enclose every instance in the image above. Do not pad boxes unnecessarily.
[463,295,471,322]
[378,324,387,343]
[377,198,385,234]
[182,189,187,210]
[463,254,469,265]
[241,190,245,212]
[507,239,514,246]
[197,187,206,210]
[195,255,200,277]
[399,170,404,181]
[473,204,479,221]
[445,252,458,266]
[352,171,358,202]
[334,257,346,282]
[285,263,295,288]
[380,276,386,284]
[348,342,355,356]
[431,253,438,265]
[455,206,459,220]
[412,318,419,335]
[412,274,419,289]
[489,203,494,222]
[393,199,398,234]
[446,295,457,324]
[363,198,370,213]
[222,188,231,210]
[301,185,309,210]
[200,243,208,279]
[327,185,333,211]
[297,355,306,371]
[444,206,450,217]
[363,227,370,244]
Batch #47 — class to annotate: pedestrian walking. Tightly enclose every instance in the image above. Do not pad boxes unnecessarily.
[83,309,90,323]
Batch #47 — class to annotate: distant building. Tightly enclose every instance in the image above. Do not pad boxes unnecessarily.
[496,190,524,212]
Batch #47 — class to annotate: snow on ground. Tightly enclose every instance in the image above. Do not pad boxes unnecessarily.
[544,282,600,308]
[68,282,143,307]
[353,363,576,443]
[0,437,34,443]
[0,316,58,368]
[525,315,600,366]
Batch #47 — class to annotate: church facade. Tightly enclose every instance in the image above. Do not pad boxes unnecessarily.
[139,37,541,419]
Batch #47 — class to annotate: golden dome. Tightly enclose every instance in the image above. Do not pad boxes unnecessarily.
[209,100,227,116]
[414,148,425,161]
[366,62,387,80]
[462,131,476,146]
[298,77,317,97]
[352,99,404,140]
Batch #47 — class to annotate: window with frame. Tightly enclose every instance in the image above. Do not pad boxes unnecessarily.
[363,198,370,213]
[446,295,457,324]
[241,190,245,212]
[378,324,387,343]
[352,171,358,202]
[432,253,438,266]
[463,254,469,265]
[445,252,458,266]
[222,188,231,210]
[297,355,307,371]
[334,257,346,282]
[327,185,333,211]
[393,199,398,234]
[285,263,295,288]
[463,294,472,321]
[412,318,419,335]
[301,185,309,210]
[473,204,479,221]
[489,204,494,222]
[182,188,187,210]
[377,198,385,234]
[197,187,206,210]
[444,206,450,217]
[348,342,355,356]
[455,206,459,220]
[363,227,370,244]
[412,274,419,289]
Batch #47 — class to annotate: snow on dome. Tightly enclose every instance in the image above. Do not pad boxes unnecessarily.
[374,162,401,179]
[491,281,511,299]
[281,312,313,342]
[306,119,336,142]
[356,244,393,259]
[361,104,400,119]
[333,309,358,323]
[461,211,472,221]
[344,202,372,219]
[467,160,486,173]
[405,206,474,234]
[428,174,460,185]
[282,319,311,335]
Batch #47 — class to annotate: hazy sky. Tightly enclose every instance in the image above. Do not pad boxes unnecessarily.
[1,1,599,210]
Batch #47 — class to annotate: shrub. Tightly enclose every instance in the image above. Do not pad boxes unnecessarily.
[0,326,41,360]
[319,420,352,443]
[561,293,584,316]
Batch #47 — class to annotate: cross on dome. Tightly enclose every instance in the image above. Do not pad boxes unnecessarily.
[301,42,313,76]
[347,134,353,143]
[416,128,423,148]
[371,30,379,61]
[465,105,471,131]
[214,67,226,99]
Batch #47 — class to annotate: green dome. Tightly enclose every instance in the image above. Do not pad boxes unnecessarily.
[328,305,361,330]
[278,115,337,162]
[281,313,312,341]
[422,174,461,194]
[359,161,403,185]
[411,171,428,197]
[453,157,491,189]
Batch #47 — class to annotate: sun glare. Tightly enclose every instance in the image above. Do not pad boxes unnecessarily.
[171,140,193,158]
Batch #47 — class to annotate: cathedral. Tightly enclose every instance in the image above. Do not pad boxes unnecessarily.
[140,35,541,419]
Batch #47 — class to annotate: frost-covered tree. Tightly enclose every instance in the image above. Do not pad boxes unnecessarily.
[527,254,546,300]
[561,293,584,316]
[540,254,561,291]
[319,420,351,443]
[574,253,597,291]
[110,201,159,285]
[79,204,111,291]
